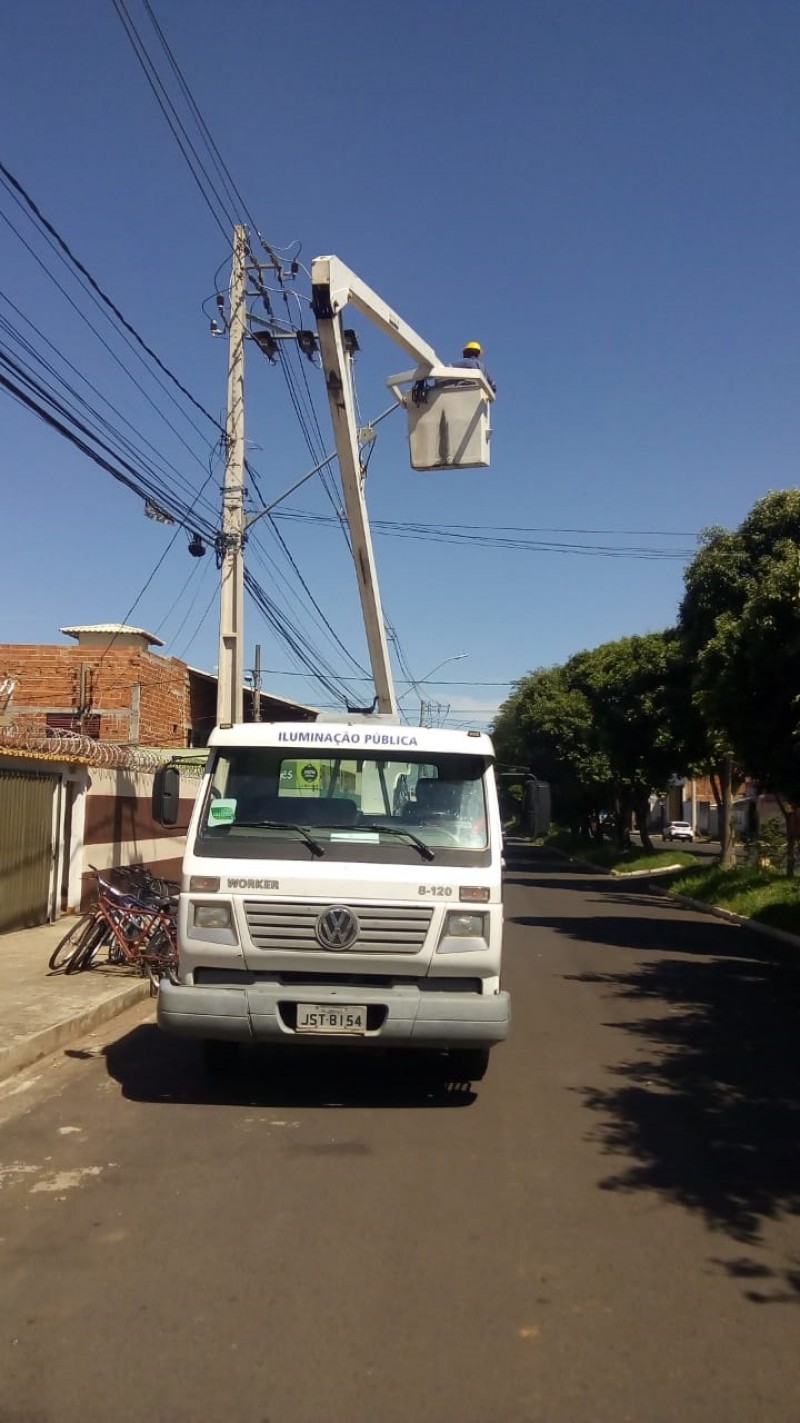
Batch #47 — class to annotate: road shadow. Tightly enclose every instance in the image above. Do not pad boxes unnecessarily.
[572,947,800,1251]
[103,1022,478,1110]
[504,844,604,879]
[513,906,768,961]
[709,1254,800,1305]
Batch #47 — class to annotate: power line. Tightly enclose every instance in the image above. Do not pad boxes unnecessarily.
[0,343,218,536]
[0,159,223,435]
[271,509,694,560]
[113,0,234,242]
[0,196,220,480]
[0,298,218,523]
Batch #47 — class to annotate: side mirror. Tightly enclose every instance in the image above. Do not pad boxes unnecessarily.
[153,764,180,827]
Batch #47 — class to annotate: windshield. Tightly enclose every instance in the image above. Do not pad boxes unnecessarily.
[195,747,490,861]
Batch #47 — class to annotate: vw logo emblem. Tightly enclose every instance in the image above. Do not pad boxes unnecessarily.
[315,906,359,951]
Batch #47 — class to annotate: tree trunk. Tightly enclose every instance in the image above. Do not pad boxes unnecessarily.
[775,796,797,879]
[634,795,654,854]
[718,756,736,869]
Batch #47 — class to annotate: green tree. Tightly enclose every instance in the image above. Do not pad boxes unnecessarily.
[679,490,800,873]
[494,631,690,850]
[570,632,689,853]
[493,664,611,836]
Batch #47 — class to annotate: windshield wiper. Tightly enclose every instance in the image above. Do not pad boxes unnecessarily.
[357,823,435,862]
[234,821,325,857]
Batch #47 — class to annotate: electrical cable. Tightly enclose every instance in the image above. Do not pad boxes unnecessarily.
[0,159,224,436]
[141,0,253,228]
[177,573,222,662]
[0,300,218,522]
[169,555,216,648]
[113,0,234,241]
[155,555,205,636]
[112,9,369,682]
[0,198,219,479]
[271,509,693,560]
[0,343,218,534]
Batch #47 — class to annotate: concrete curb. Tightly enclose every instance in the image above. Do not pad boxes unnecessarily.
[652,889,800,952]
[611,863,685,878]
[0,980,151,1086]
[536,843,800,953]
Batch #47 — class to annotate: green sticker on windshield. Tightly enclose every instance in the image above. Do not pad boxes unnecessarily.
[208,798,237,825]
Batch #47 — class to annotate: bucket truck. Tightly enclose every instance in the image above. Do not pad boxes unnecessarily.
[153,257,506,1085]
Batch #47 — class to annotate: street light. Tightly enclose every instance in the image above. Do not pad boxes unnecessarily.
[397,653,468,727]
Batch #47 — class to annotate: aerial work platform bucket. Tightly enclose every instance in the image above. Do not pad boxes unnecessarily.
[387,367,494,471]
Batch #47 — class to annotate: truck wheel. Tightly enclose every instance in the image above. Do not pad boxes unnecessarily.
[447,1048,490,1083]
[202,1039,239,1075]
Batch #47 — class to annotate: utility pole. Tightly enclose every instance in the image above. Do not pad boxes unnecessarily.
[251,643,262,722]
[216,224,248,724]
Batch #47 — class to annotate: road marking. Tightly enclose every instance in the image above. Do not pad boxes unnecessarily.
[30,1166,103,1193]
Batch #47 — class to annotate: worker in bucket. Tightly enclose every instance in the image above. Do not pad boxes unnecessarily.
[455,340,496,393]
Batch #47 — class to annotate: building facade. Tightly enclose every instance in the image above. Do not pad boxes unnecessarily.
[0,624,317,929]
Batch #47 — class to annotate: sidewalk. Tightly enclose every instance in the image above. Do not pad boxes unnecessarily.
[0,918,151,1085]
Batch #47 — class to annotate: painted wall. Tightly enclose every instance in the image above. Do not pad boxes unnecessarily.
[79,766,200,908]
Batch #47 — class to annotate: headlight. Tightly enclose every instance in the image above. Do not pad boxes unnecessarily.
[445,912,487,937]
[436,910,489,955]
[193,902,232,929]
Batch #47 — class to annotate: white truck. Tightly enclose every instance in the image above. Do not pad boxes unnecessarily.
[153,718,508,1079]
[153,254,506,1081]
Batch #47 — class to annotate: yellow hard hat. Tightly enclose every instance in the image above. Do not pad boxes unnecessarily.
[463,340,482,355]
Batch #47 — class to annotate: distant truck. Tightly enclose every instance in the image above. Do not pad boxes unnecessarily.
[153,718,508,1083]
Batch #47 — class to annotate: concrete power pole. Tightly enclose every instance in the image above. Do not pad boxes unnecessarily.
[216,224,248,725]
[252,643,262,722]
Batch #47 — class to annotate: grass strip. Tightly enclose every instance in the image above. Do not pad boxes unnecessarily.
[665,864,800,936]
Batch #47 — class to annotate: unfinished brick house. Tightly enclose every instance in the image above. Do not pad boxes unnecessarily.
[0,623,315,748]
[0,624,316,930]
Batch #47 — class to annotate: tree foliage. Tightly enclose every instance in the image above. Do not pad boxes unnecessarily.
[679,490,800,870]
[494,631,689,850]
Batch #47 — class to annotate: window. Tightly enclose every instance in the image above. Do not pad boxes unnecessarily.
[196,747,490,860]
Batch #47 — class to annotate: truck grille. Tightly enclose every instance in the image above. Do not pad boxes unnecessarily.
[243,900,433,955]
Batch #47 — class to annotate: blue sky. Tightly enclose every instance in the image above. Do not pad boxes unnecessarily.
[2,0,799,730]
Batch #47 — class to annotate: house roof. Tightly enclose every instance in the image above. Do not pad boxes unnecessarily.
[60,623,164,647]
[186,666,318,717]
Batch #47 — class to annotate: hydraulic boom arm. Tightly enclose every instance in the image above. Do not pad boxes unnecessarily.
[311,256,447,717]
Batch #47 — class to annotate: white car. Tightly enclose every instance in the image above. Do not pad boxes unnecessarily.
[664,820,694,842]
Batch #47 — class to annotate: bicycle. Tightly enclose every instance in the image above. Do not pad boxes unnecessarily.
[75,871,177,987]
[49,864,156,973]
[52,865,179,991]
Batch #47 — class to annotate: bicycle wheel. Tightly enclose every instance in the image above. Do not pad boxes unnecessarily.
[49,915,94,972]
[142,921,177,992]
[70,915,110,972]
[64,915,107,974]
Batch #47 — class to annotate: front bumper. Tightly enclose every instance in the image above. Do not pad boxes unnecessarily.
[157,979,510,1050]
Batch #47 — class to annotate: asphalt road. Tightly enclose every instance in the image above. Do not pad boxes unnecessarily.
[1,843,799,1423]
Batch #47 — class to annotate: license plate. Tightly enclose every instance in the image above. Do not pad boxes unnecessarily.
[296,1003,367,1034]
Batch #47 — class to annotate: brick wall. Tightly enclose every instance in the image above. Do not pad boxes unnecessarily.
[0,644,191,747]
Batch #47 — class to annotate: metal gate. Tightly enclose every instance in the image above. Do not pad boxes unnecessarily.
[0,768,59,933]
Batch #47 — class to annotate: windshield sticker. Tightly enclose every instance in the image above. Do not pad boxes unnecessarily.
[331,831,380,842]
[208,798,237,825]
